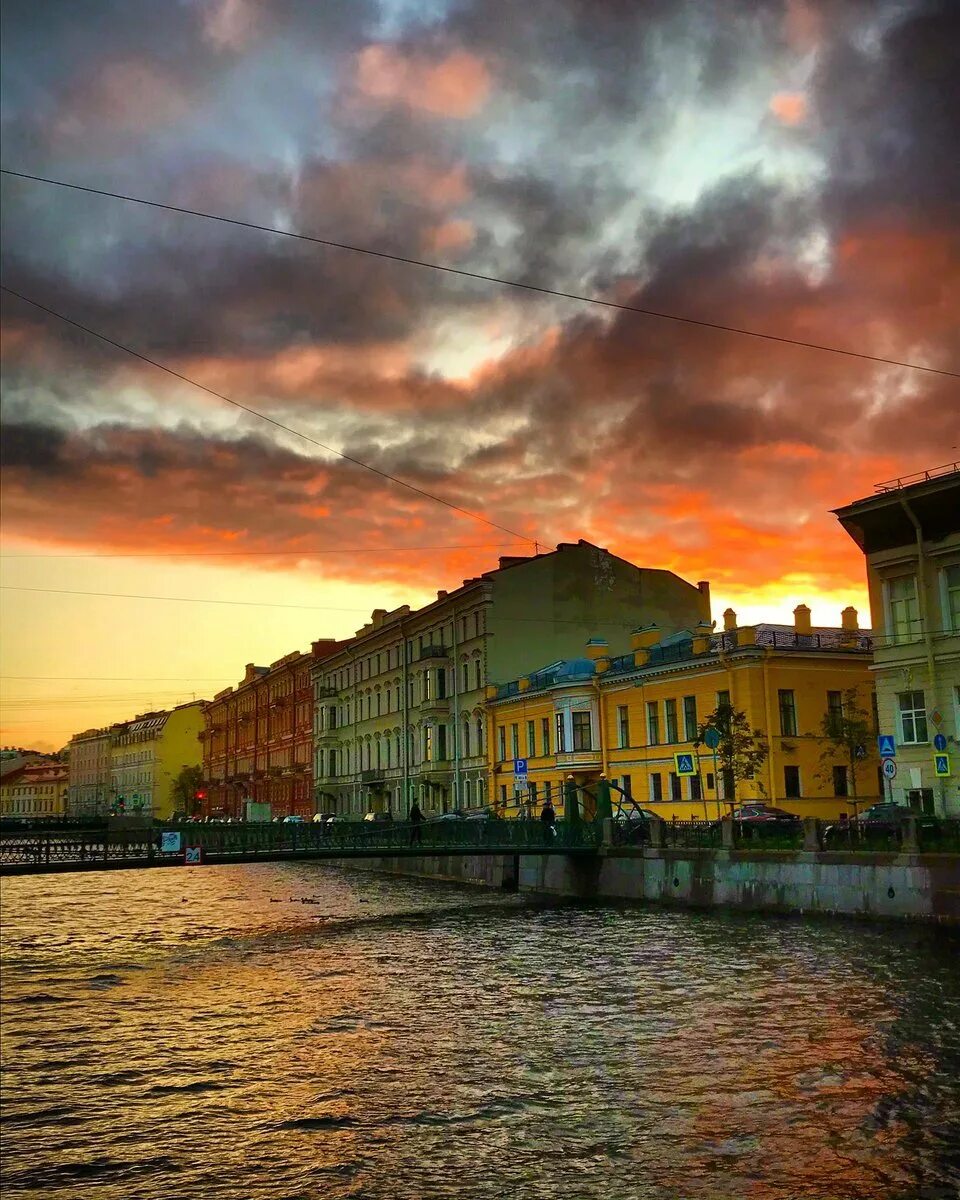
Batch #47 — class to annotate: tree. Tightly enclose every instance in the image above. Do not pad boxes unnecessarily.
[695,702,769,808]
[172,765,204,814]
[816,687,873,818]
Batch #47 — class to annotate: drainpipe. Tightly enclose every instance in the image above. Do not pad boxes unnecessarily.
[900,495,941,811]
[595,676,609,779]
[347,644,358,818]
[400,620,409,816]
[452,607,461,812]
[761,648,778,804]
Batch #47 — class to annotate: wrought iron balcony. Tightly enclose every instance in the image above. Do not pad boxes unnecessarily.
[418,644,449,663]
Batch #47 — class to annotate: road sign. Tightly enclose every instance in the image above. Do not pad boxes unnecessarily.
[185,846,202,865]
[934,754,951,778]
[877,734,896,757]
[703,727,721,750]
[513,758,527,781]
[881,758,897,780]
[931,709,943,727]
[674,752,696,776]
[933,733,948,752]
[160,831,182,854]
[854,744,867,760]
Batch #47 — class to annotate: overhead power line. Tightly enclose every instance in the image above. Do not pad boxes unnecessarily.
[0,584,648,628]
[2,167,957,378]
[0,542,526,560]
[0,286,539,547]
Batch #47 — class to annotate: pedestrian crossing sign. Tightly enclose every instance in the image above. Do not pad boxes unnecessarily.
[674,752,696,776]
[934,754,951,777]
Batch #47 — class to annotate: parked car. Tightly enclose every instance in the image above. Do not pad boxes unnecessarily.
[282,815,305,824]
[363,811,393,822]
[712,804,802,840]
[822,803,935,847]
[613,805,664,844]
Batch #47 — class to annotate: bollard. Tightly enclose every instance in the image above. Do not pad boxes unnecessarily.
[901,814,919,853]
[648,818,664,849]
[721,817,734,849]
[601,818,615,847]
[802,817,821,852]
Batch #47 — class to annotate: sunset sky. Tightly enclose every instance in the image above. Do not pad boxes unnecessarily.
[1,0,958,751]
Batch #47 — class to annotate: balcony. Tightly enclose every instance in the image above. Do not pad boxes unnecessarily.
[317,730,339,748]
[418,644,449,664]
[420,696,450,717]
[361,770,385,786]
[316,685,339,698]
[556,749,602,770]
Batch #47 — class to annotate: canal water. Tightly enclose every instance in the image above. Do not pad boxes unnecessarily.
[1,865,958,1200]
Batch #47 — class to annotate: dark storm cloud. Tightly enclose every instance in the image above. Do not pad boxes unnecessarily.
[0,420,70,475]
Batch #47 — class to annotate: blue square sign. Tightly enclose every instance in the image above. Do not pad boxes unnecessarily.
[877,734,896,757]
[514,758,527,779]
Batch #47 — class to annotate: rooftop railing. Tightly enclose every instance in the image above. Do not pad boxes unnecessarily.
[874,462,960,492]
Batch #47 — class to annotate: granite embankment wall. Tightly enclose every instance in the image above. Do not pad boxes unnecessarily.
[339,849,960,924]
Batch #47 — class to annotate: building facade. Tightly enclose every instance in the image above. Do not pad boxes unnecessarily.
[0,760,69,820]
[835,465,960,815]
[66,727,114,818]
[110,701,205,820]
[313,540,712,817]
[200,647,329,821]
[489,605,879,821]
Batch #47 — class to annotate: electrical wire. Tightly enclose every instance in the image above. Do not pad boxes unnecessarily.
[0,285,540,546]
[3,167,957,378]
[0,543,526,559]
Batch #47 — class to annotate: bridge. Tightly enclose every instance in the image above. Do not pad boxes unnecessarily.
[0,818,603,876]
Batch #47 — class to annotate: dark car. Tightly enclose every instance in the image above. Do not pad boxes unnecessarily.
[614,805,664,844]
[714,803,802,840]
[822,803,935,847]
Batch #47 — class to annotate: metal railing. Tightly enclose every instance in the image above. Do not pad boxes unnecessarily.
[874,462,959,492]
[0,818,603,872]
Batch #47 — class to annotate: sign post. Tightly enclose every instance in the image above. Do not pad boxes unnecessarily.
[703,727,722,820]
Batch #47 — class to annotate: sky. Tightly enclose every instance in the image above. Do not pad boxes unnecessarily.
[1,0,958,751]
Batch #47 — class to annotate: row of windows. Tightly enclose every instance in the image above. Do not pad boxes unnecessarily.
[321,613,486,691]
[320,718,488,776]
[3,799,59,814]
[321,661,487,727]
[886,565,960,642]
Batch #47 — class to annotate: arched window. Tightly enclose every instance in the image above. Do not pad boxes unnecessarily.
[475,714,484,755]
[463,779,472,808]
[462,717,471,758]
[473,655,483,690]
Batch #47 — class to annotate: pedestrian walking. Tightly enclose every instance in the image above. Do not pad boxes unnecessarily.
[540,798,556,843]
[409,802,424,846]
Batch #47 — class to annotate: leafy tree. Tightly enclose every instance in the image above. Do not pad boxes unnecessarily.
[816,687,873,817]
[172,765,204,813]
[695,702,769,807]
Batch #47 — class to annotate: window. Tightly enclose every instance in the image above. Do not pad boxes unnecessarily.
[778,690,798,736]
[649,773,663,802]
[498,726,506,762]
[646,701,660,746]
[669,771,682,801]
[511,724,520,759]
[461,662,470,691]
[826,690,844,735]
[690,774,702,801]
[784,765,801,798]
[528,781,537,807]
[898,691,928,744]
[617,705,630,748]
[707,772,715,791]
[476,716,484,755]
[474,660,483,690]
[621,773,632,800]
[683,696,698,742]
[423,671,432,702]
[437,725,448,761]
[499,784,507,805]
[716,690,730,710]
[541,717,550,757]
[833,765,848,797]
[888,575,920,642]
[555,712,567,753]
[462,718,471,758]
[944,565,960,632]
[664,699,678,743]
[527,720,536,757]
[572,711,592,751]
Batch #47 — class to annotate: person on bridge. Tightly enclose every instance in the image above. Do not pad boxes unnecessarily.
[409,802,424,846]
[540,798,556,842]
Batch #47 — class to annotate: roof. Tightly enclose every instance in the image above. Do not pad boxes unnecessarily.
[834,468,960,553]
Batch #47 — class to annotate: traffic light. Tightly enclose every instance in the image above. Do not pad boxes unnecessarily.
[117,795,126,814]
[194,789,207,802]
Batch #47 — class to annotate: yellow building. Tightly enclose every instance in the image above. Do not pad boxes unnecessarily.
[109,702,205,820]
[488,605,880,821]
[0,760,69,820]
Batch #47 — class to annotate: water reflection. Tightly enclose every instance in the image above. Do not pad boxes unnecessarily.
[1,865,958,1199]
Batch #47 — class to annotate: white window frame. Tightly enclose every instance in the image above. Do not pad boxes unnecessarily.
[940,563,960,633]
[898,690,928,745]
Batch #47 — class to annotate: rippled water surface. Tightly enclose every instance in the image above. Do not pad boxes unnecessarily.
[2,864,959,1199]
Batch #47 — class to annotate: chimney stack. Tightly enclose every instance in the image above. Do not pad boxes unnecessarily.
[793,604,813,635]
[841,606,858,632]
[723,608,737,632]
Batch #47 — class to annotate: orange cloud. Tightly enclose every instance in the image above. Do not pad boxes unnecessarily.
[51,58,190,141]
[770,91,808,126]
[355,45,490,118]
[423,218,476,256]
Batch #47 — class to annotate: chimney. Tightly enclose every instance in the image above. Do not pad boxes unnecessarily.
[841,606,858,631]
[437,590,448,601]
[794,604,812,635]
[630,624,661,651]
[723,608,737,632]
[585,638,609,661]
